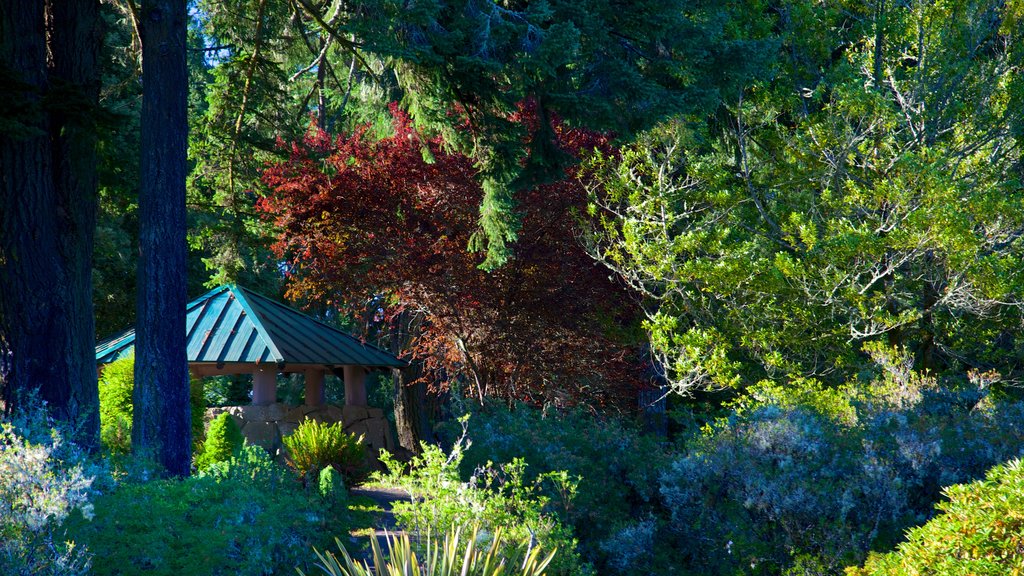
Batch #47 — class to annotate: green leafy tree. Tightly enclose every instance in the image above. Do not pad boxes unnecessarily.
[344,0,773,268]
[187,0,774,276]
[587,0,1024,392]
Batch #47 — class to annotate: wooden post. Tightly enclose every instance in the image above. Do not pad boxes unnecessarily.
[252,367,277,405]
[305,368,325,406]
[343,365,367,406]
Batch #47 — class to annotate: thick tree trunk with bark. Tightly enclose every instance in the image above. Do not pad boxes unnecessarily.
[133,0,190,476]
[48,0,102,448]
[390,310,428,453]
[0,0,101,448]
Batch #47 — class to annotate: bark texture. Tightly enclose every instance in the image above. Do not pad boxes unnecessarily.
[390,311,428,453]
[47,0,102,447]
[0,0,101,448]
[133,0,190,476]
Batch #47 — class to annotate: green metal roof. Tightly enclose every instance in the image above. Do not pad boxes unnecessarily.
[95,285,406,369]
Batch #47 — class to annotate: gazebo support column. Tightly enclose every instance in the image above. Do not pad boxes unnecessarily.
[252,367,277,405]
[343,365,367,406]
[305,368,325,406]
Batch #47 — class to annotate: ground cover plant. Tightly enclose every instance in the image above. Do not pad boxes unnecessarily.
[0,404,95,576]
[68,445,351,576]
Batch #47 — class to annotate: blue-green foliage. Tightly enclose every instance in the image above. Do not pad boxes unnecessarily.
[461,405,667,574]
[456,352,1024,576]
[849,459,1024,576]
[1,402,95,576]
[661,362,1024,576]
[69,445,345,576]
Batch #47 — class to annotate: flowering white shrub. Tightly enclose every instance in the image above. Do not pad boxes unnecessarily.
[1,411,94,576]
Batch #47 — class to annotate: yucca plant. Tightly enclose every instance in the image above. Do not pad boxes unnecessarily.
[283,419,366,482]
[300,526,557,576]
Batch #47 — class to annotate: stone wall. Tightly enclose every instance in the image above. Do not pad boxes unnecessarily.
[205,403,395,465]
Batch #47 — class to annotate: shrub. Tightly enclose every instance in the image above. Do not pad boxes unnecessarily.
[661,394,894,575]
[68,445,345,576]
[300,526,556,576]
[847,459,1024,576]
[660,355,1024,576]
[1,407,94,576]
[194,412,243,471]
[98,354,206,455]
[283,419,365,483]
[597,518,657,574]
[462,404,668,573]
[98,354,134,454]
[375,424,591,576]
[318,466,347,504]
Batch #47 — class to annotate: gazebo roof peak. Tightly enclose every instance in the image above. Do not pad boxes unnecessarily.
[95,284,405,370]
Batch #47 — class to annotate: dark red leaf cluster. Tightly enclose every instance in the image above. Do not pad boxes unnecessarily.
[259,107,645,410]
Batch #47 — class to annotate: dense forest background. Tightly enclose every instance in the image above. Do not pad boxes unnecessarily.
[3,0,1024,575]
[85,0,1024,404]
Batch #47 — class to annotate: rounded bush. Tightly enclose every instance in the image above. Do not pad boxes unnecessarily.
[848,459,1024,576]
[195,412,244,471]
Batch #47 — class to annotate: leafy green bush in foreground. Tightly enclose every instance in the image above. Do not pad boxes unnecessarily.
[848,458,1024,576]
[301,526,556,576]
[68,445,345,576]
[463,404,667,573]
[375,424,590,576]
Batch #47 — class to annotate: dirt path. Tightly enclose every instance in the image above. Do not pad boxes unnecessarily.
[348,485,410,563]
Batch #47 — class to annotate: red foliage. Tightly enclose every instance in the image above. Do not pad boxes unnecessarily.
[259,106,644,410]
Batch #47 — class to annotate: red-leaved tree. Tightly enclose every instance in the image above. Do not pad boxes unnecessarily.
[259,105,644,444]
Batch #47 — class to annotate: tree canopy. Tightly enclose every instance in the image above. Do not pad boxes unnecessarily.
[260,106,645,409]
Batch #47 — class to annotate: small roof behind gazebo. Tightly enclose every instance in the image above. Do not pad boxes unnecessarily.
[95,284,405,371]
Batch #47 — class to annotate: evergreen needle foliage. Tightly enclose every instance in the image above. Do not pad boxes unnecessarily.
[194,412,243,471]
[301,526,557,576]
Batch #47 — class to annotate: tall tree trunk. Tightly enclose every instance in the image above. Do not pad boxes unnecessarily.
[0,0,67,413]
[47,0,102,449]
[390,310,427,453]
[134,0,190,476]
[0,0,101,448]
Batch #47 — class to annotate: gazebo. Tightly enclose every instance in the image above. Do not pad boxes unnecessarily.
[95,284,406,454]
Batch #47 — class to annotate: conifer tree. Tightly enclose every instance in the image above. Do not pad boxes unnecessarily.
[133,0,191,476]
